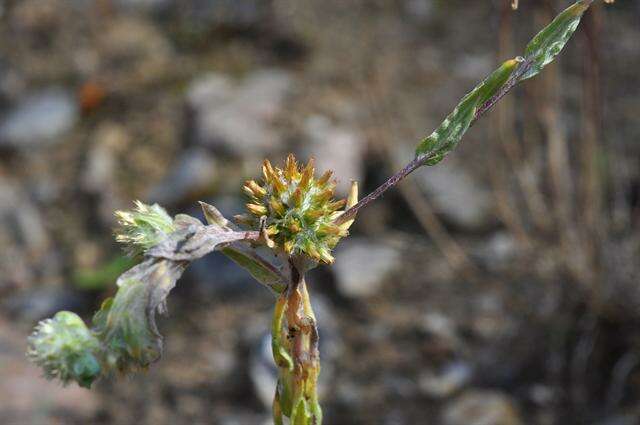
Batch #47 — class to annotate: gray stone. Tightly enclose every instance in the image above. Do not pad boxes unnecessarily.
[82,124,127,194]
[302,115,365,195]
[147,147,217,205]
[420,311,458,342]
[416,159,493,229]
[113,0,172,11]
[0,88,77,148]
[97,17,173,86]
[442,390,523,425]
[473,232,518,270]
[484,232,518,264]
[165,0,273,32]
[0,182,48,254]
[186,249,263,297]
[403,0,434,20]
[81,124,130,225]
[0,179,55,290]
[333,238,401,298]
[3,287,87,322]
[527,384,556,406]
[216,412,270,425]
[187,69,293,157]
[419,360,472,399]
[596,414,640,425]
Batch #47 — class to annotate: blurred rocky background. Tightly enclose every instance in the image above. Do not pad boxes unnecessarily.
[0,0,639,424]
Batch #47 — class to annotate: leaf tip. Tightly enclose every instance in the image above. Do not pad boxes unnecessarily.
[572,0,595,16]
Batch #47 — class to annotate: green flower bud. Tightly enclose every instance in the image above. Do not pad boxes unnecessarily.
[114,201,176,255]
[27,311,102,388]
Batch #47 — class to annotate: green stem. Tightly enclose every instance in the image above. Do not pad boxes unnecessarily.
[271,263,322,424]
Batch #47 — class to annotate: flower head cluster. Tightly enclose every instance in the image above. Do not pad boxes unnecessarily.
[27,311,102,388]
[114,201,176,256]
[237,154,357,263]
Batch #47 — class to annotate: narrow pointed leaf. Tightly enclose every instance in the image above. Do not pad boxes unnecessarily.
[221,246,287,293]
[414,0,594,164]
[415,58,520,163]
[200,201,287,293]
[520,0,593,81]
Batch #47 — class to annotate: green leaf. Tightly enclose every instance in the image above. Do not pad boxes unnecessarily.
[200,201,287,293]
[91,259,186,374]
[415,58,520,163]
[520,0,593,81]
[221,246,286,293]
[414,0,594,164]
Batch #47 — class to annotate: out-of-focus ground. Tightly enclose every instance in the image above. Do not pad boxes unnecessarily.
[0,0,639,424]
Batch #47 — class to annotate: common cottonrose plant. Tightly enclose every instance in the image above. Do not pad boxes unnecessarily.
[28,2,606,423]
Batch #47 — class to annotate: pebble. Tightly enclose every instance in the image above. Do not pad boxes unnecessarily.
[187,69,293,157]
[302,115,365,195]
[442,390,523,425]
[419,360,472,399]
[0,178,55,290]
[333,238,402,298]
[113,0,172,11]
[416,159,493,230]
[169,0,273,30]
[0,88,77,148]
[146,147,217,205]
[596,414,640,425]
[2,287,87,323]
[97,17,173,87]
[474,231,518,270]
[186,251,264,297]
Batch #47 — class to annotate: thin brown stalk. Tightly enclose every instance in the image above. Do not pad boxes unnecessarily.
[537,2,589,285]
[578,5,605,301]
[335,155,427,226]
[580,6,604,246]
[396,177,479,274]
[491,1,551,240]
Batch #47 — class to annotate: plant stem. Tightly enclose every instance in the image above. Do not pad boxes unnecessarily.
[335,58,534,226]
[272,260,322,424]
[334,155,429,225]
[472,57,533,126]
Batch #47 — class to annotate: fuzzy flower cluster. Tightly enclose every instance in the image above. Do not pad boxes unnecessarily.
[27,202,185,388]
[27,311,102,388]
[114,201,176,255]
[236,154,357,263]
